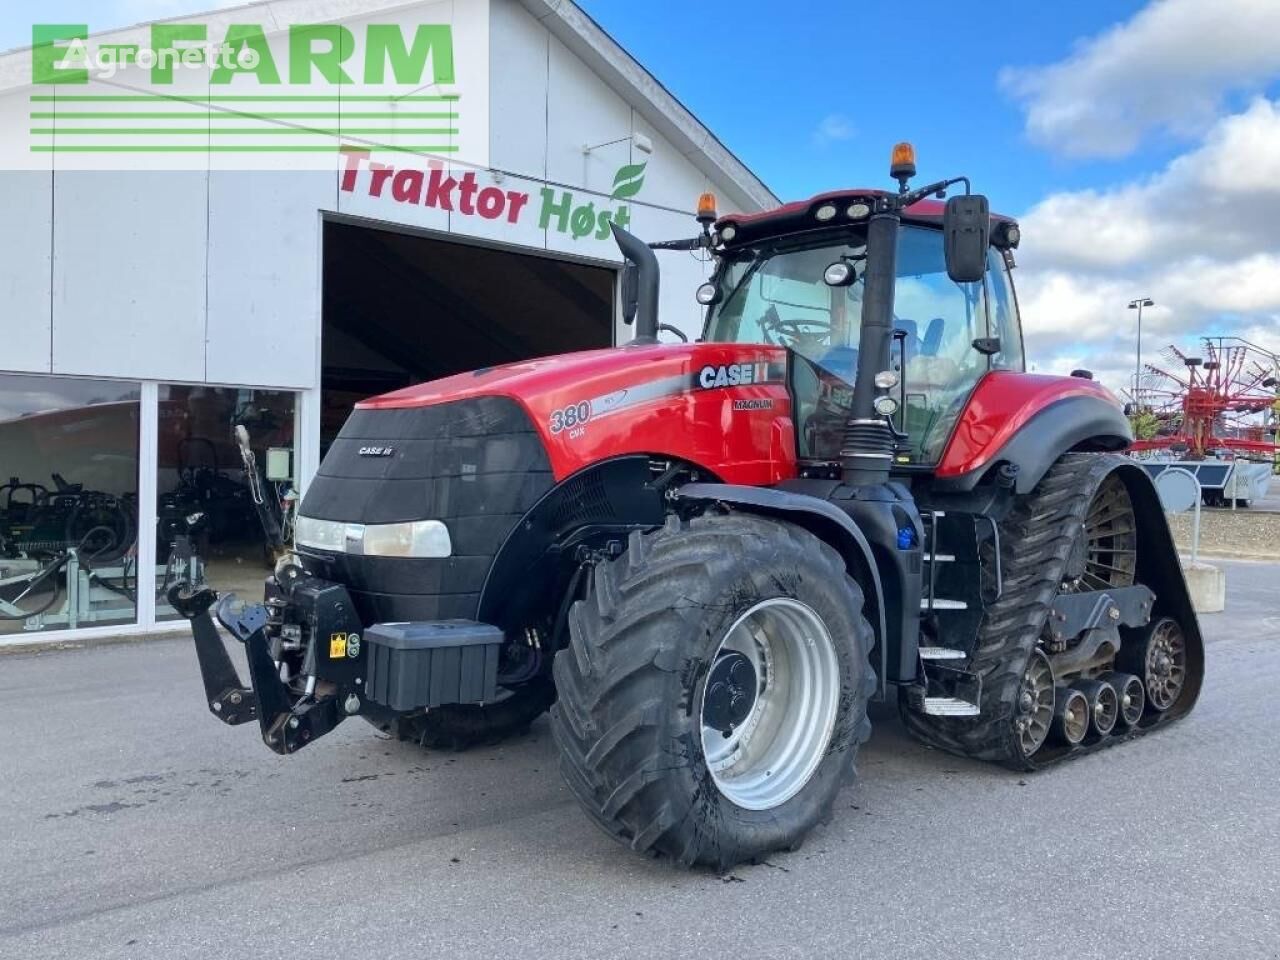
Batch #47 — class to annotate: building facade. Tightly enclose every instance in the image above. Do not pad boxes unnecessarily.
[0,0,774,642]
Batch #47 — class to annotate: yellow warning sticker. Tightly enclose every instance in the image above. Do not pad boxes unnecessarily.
[329,633,348,659]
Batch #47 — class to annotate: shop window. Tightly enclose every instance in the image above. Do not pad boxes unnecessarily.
[0,375,140,634]
[156,386,297,619]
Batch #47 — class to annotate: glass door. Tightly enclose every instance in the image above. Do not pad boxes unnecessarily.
[155,386,298,619]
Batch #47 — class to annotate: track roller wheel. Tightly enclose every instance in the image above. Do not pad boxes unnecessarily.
[1072,679,1118,737]
[1014,650,1055,757]
[1101,672,1145,726]
[1119,616,1188,714]
[549,513,875,870]
[1052,686,1089,745]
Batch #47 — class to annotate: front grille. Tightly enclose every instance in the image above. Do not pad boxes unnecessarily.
[298,397,553,624]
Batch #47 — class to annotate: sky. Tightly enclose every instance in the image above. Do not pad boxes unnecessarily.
[2,0,1279,394]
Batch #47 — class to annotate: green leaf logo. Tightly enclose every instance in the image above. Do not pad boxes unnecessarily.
[611,161,647,200]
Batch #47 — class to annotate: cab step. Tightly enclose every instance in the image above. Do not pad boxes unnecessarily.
[919,646,966,661]
[922,696,981,717]
[921,598,968,610]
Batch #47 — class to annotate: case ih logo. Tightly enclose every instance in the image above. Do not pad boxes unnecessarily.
[358,446,395,457]
[340,153,644,243]
[698,363,772,390]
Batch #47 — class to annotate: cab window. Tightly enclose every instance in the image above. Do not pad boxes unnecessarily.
[985,249,1025,372]
[892,227,987,463]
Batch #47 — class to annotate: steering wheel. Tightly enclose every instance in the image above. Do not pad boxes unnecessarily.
[759,305,831,346]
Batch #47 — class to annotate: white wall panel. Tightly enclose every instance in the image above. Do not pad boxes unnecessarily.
[206,170,334,388]
[52,172,208,381]
[546,35,633,196]
[489,0,550,178]
[630,113,715,215]
[0,170,53,373]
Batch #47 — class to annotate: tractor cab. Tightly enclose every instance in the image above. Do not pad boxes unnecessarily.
[700,181,1024,468]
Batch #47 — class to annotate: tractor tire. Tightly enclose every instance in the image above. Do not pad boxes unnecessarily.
[901,453,1132,769]
[375,678,556,751]
[550,513,875,870]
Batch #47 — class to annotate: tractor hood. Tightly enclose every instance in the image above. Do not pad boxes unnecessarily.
[360,344,710,411]
[355,342,796,486]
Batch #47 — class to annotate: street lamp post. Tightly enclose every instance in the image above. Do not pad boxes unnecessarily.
[1129,297,1155,406]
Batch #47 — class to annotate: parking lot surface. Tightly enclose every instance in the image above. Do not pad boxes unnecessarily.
[2,560,1277,960]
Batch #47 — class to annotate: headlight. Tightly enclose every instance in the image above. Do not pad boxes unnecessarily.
[823,261,853,286]
[873,395,900,416]
[295,516,452,558]
[719,224,737,243]
[814,203,837,222]
[696,282,719,305]
[874,370,900,389]
[847,202,871,220]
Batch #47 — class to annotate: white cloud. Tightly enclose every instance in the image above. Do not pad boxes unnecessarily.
[812,113,855,146]
[1015,99,1280,394]
[1001,0,1280,158]
[1020,99,1280,272]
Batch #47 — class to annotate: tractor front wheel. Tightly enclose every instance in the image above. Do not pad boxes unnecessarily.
[550,513,875,870]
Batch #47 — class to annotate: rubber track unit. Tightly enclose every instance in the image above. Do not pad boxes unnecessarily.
[902,452,1199,771]
[549,513,875,870]
[389,679,556,751]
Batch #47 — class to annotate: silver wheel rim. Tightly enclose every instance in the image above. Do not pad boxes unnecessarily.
[700,598,841,811]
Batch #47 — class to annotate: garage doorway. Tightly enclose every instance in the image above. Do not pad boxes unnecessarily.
[321,219,615,449]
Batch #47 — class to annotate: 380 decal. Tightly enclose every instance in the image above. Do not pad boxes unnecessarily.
[549,401,592,434]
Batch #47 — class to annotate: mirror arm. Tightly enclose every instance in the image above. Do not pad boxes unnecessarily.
[898,175,970,210]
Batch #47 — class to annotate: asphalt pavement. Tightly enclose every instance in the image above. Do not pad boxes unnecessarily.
[2,561,1278,960]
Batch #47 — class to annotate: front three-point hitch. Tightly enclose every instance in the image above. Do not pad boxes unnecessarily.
[168,581,349,754]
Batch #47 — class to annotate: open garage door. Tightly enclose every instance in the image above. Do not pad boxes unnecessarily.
[321,219,615,449]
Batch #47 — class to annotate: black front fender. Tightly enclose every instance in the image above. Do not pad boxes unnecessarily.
[671,482,889,689]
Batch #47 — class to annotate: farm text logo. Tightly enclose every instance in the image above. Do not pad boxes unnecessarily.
[25,22,461,161]
[32,22,454,86]
[340,151,647,242]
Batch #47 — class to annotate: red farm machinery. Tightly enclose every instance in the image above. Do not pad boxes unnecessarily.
[1131,337,1279,506]
[172,144,1203,869]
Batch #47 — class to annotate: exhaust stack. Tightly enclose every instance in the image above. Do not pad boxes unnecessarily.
[610,223,660,345]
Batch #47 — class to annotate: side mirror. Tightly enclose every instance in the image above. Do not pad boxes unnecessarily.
[943,194,989,283]
[621,262,639,325]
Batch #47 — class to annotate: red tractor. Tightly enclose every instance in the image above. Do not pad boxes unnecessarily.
[173,144,1203,870]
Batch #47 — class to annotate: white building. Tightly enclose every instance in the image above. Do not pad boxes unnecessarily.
[0,0,774,642]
